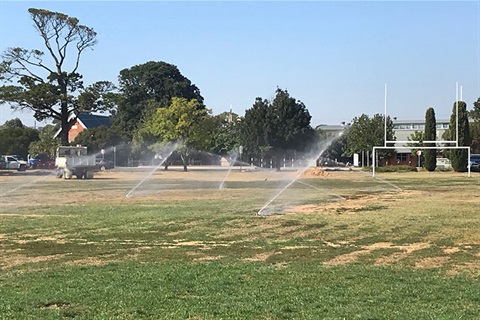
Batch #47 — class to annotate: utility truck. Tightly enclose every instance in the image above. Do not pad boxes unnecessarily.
[55,146,96,179]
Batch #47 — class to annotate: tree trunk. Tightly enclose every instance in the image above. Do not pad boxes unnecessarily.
[181,153,188,172]
[275,154,282,171]
[59,75,70,146]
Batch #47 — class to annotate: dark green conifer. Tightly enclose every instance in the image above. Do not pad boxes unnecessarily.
[424,108,437,171]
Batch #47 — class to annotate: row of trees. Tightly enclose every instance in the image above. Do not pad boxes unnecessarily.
[2,94,477,173]
[409,101,472,172]
[0,8,318,169]
[1,8,479,172]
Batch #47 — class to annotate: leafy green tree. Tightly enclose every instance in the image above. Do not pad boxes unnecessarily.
[28,124,60,159]
[470,97,480,153]
[240,97,271,159]
[469,97,480,120]
[316,124,351,163]
[143,97,212,171]
[240,88,316,170]
[424,107,437,171]
[407,131,424,166]
[113,61,204,137]
[2,118,24,129]
[0,119,39,158]
[0,8,115,146]
[321,134,348,163]
[209,111,242,158]
[446,101,471,172]
[344,114,395,163]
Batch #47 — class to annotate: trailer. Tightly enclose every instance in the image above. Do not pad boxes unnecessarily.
[55,146,96,179]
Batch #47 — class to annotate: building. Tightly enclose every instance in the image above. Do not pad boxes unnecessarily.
[317,119,454,167]
[55,113,111,143]
[390,119,451,166]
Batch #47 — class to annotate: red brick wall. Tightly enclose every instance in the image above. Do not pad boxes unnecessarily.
[382,153,417,167]
[68,121,86,143]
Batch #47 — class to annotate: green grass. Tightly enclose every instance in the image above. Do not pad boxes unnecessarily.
[1,170,480,319]
[1,262,480,319]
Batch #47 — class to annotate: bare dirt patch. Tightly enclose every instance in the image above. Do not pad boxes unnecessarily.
[415,256,450,269]
[1,253,66,270]
[303,168,333,177]
[243,251,276,262]
[287,190,427,215]
[324,242,432,267]
[194,255,225,262]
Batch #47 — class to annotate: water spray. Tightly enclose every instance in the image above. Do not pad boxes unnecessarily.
[256,134,343,216]
[257,167,308,216]
[294,180,346,200]
[0,171,52,197]
[125,142,180,198]
[219,147,240,189]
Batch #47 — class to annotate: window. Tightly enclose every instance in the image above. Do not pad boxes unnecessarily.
[413,124,425,130]
[396,154,408,162]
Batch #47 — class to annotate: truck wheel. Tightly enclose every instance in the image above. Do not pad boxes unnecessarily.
[18,164,27,172]
[64,169,73,179]
[85,170,94,179]
[75,169,85,179]
[55,169,64,178]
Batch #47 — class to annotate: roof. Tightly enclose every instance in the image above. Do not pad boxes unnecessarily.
[77,113,111,129]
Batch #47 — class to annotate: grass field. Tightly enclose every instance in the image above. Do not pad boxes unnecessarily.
[1,167,480,319]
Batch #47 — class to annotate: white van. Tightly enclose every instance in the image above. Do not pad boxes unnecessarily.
[436,158,451,169]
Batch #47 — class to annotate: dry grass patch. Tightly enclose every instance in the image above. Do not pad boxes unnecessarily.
[1,253,66,270]
[324,242,432,267]
[415,256,450,269]
[243,251,276,262]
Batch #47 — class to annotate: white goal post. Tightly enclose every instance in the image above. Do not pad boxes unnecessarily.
[374,82,471,177]
[372,146,471,177]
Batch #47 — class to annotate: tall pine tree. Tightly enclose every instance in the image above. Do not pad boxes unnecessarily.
[448,101,471,172]
[424,108,437,171]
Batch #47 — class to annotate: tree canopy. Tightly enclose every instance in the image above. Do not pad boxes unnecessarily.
[240,88,316,169]
[209,111,242,157]
[28,124,60,159]
[0,8,114,145]
[424,107,437,171]
[344,114,395,158]
[446,101,471,172]
[142,97,212,171]
[113,61,204,136]
[470,97,480,153]
[0,118,39,158]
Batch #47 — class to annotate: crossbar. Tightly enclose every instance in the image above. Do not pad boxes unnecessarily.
[385,141,457,144]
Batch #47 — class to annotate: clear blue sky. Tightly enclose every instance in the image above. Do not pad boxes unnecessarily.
[1,0,479,127]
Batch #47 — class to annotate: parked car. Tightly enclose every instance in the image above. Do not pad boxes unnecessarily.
[3,155,28,171]
[470,154,480,172]
[29,156,55,169]
[436,158,452,170]
[95,159,114,171]
[33,158,55,169]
